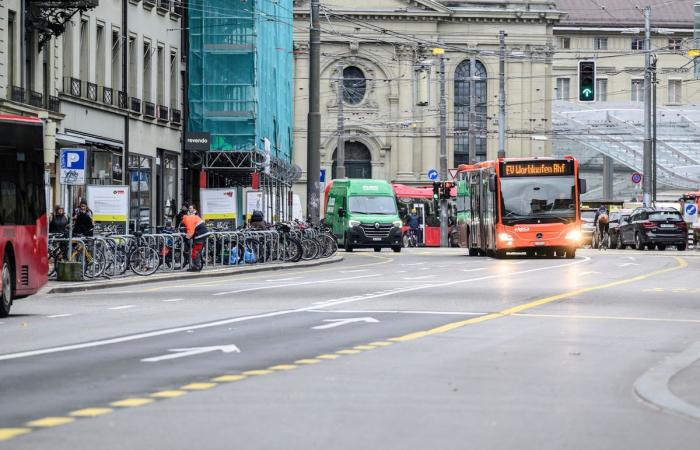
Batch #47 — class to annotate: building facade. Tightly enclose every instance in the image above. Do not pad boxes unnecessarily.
[292,0,564,210]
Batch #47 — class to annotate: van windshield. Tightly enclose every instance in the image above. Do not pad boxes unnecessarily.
[348,196,397,215]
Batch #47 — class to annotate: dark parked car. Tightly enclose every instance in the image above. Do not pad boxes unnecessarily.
[609,211,630,249]
[618,207,688,250]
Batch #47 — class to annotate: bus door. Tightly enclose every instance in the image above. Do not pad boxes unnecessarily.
[469,171,483,250]
[413,203,426,245]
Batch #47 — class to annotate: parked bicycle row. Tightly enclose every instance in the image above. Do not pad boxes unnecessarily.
[48,222,338,280]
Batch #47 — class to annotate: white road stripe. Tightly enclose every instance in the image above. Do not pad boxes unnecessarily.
[461,268,487,273]
[108,305,136,310]
[0,257,589,362]
[308,309,484,316]
[265,277,303,282]
[46,314,73,318]
[162,298,184,303]
[403,275,434,280]
[340,269,370,273]
[212,274,380,296]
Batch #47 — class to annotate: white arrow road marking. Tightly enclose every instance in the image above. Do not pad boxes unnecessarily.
[141,344,241,363]
[618,263,640,267]
[312,317,379,330]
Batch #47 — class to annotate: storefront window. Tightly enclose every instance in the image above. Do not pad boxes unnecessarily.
[129,154,152,229]
[89,150,122,185]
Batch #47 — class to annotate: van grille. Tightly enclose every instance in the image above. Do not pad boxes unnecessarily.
[360,223,392,238]
[20,265,29,286]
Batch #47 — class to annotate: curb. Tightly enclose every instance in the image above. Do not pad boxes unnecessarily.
[47,255,344,294]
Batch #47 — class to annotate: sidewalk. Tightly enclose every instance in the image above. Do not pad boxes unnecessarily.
[46,255,343,294]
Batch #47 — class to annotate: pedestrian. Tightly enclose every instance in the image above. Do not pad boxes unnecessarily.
[49,205,69,234]
[175,202,189,229]
[181,211,209,272]
[188,204,198,216]
[406,208,422,244]
[249,209,266,230]
[73,200,94,237]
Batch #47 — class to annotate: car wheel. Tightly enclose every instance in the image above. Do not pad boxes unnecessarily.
[391,246,402,253]
[373,247,381,252]
[656,244,666,251]
[677,244,686,251]
[0,256,13,318]
[635,233,645,251]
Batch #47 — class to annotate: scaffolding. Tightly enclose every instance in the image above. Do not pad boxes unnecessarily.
[187,0,295,221]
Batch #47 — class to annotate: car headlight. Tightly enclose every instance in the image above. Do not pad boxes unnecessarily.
[565,230,582,241]
[348,220,361,228]
[498,233,514,242]
[393,220,403,228]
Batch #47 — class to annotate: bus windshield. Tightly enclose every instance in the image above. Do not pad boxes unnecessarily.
[349,196,397,215]
[500,176,576,224]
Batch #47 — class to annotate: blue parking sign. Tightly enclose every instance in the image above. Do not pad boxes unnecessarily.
[59,148,86,185]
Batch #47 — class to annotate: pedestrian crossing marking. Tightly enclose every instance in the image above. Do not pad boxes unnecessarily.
[26,417,75,427]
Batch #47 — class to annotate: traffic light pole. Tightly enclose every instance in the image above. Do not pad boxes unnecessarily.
[642,5,653,207]
[306,0,321,224]
[437,49,449,247]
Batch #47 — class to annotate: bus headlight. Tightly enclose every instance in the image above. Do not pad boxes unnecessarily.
[565,230,582,241]
[498,233,514,242]
[348,220,361,228]
[393,220,403,228]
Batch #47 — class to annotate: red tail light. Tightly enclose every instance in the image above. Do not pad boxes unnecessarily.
[642,221,655,229]
[678,221,688,230]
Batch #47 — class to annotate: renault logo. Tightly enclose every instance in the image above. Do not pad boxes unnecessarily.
[374,223,380,229]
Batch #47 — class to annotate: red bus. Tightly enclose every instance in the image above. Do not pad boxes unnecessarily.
[0,115,49,316]
[393,183,457,247]
[455,157,586,258]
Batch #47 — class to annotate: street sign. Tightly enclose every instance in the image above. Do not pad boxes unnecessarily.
[448,168,459,180]
[320,169,326,183]
[59,148,86,185]
[684,203,698,222]
[631,172,642,184]
[427,168,439,181]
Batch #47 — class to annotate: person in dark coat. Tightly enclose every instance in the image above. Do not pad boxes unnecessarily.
[73,200,94,237]
[49,206,69,234]
[175,202,189,229]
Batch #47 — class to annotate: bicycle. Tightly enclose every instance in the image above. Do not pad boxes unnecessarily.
[598,228,611,251]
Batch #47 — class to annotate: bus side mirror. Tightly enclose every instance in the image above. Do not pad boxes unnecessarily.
[488,174,496,192]
[579,179,588,195]
[338,207,345,217]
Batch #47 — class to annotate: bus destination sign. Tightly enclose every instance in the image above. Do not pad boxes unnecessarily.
[501,160,573,177]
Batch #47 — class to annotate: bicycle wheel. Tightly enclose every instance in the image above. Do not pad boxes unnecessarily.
[301,239,319,261]
[318,234,338,258]
[129,246,160,276]
[282,236,303,262]
[83,248,107,278]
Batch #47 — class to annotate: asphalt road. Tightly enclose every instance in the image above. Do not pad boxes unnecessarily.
[1,248,700,449]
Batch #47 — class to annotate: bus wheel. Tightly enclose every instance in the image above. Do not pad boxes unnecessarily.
[0,256,13,318]
[565,248,576,259]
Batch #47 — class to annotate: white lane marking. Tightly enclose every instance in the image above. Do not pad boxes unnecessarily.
[400,263,425,266]
[212,274,379,296]
[403,275,434,280]
[340,269,370,273]
[0,257,589,362]
[308,309,485,316]
[312,317,379,330]
[265,277,303,282]
[142,344,241,363]
[46,314,73,319]
[461,268,487,273]
[619,263,640,267]
[579,271,601,276]
[396,270,407,273]
[108,305,136,310]
[162,298,184,303]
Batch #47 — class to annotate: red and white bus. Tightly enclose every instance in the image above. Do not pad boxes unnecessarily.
[455,157,586,258]
[0,115,49,316]
[393,183,457,247]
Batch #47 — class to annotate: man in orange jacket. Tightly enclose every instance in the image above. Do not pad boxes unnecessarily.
[182,212,209,271]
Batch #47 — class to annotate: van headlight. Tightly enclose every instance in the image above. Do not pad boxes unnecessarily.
[393,220,403,228]
[565,230,582,241]
[348,220,361,228]
[498,233,514,242]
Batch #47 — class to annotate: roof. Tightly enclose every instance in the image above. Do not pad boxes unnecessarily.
[555,0,694,28]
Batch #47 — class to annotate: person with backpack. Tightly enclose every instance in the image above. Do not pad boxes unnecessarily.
[594,205,610,248]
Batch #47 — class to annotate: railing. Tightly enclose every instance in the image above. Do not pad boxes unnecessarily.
[49,95,60,113]
[10,86,25,103]
[158,104,169,122]
[130,97,141,114]
[143,101,156,118]
[103,87,113,105]
[86,82,98,101]
[118,91,128,109]
[171,108,181,125]
[28,90,43,108]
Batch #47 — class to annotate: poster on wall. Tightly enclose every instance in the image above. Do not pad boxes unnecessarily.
[245,190,264,220]
[87,185,129,222]
[200,188,237,221]
[292,194,303,221]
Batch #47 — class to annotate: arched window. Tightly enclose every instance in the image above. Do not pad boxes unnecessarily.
[454,60,487,165]
[342,66,366,105]
[332,141,371,179]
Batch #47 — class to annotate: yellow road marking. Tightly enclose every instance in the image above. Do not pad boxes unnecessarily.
[26,417,75,427]
[515,312,700,324]
[0,428,31,442]
[242,369,274,376]
[354,345,376,350]
[150,390,187,398]
[110,398,155,407]
[390,257,688,343]
[316,354,340,360]
[337,349,362,355]
[269,364,298,371]
[369,341,393,347]
[295,359,321,364]
[69,408,113,417]
[211,374,247,382]
[181,383,217,391]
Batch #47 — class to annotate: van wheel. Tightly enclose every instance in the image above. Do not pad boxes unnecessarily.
[0,256,13,318]
[391,246,402,253]
[344,235,353,253]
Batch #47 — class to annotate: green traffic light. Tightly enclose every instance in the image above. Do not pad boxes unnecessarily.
[578,61,595,102]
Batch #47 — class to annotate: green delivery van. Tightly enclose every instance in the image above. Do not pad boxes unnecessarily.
[325,179,403,252]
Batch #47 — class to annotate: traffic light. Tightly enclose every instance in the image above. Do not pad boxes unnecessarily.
[432,182,440,201]
[578,61,596,102]
[441,182,454,199]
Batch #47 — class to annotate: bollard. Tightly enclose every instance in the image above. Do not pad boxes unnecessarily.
[57,261,83,282]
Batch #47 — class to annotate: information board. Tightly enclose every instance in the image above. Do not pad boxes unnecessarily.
[87,185,129,222]
[501,160,574,177]
[200,188,237,221]
[246,190,263,219]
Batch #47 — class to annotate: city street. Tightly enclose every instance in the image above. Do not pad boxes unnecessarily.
[1,249,700,449]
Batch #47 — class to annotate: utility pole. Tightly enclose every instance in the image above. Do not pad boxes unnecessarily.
[468,56,477,164]
[652,55,658,202]
[335,63,346,179]
[306,0,321,223]
[642,6,653,207]
[498,31,506,159]
[434,47,448,247]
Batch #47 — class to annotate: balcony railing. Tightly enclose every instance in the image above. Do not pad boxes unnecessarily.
[49,95,60,113]
[70,77,81,97]
[118,91,128,109]
[158,104,169,122]
[130,97,142,114]
[171,108,181,125]
[86,82,98,101]
[29,90,43,108]
[10,86,26,103]
[103,87,113,105]
[143,101,156,118]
